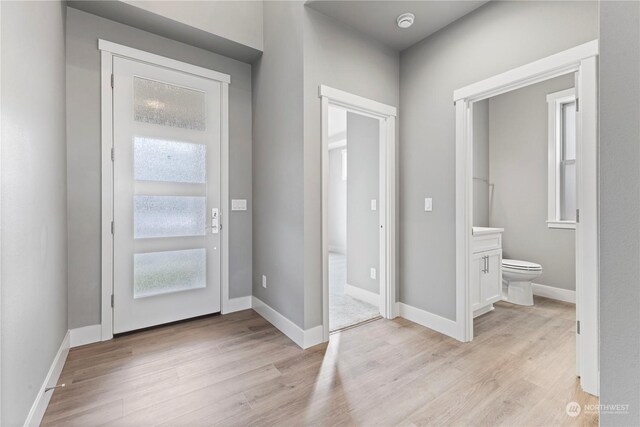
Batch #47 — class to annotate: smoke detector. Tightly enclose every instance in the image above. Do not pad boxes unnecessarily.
[397,13,415,29]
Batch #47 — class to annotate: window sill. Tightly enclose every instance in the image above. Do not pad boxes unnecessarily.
[546,220,576,230]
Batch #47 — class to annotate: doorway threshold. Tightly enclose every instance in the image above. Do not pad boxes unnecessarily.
[330,315,382,335]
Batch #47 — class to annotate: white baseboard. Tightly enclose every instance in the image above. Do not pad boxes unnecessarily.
[399,303,459,339]
[70,324,102,348]
[222,295,252,314]
[303,324,324,348]
[24,331,70,427]
[251,296,323,349]
[532,283,576,304]
[344,283,379,307]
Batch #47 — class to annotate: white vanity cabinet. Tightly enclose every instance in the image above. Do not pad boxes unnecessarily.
[471,227,504,317]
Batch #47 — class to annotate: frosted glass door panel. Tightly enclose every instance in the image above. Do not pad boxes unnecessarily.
[134,249,206,298]
[134,137,206,183]
[134,196,206,238]
[134,77,206,131]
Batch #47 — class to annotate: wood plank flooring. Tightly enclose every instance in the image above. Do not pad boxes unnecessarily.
[42,296,598,426]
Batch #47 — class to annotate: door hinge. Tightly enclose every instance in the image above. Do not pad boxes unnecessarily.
[111,294,114,308]
[111,221,114,234]
[575,98,579,113]
[111,147,114,161]
[576,209,580,223]
[111,73,114,89]
[576,320,581,335]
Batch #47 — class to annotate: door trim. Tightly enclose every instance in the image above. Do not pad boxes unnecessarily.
[453,39,599,396]
[99,40,230,341]
[319,85,397,341]
[98,40,230,84]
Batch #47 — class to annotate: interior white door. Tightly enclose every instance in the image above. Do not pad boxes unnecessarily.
[112,56,222,334]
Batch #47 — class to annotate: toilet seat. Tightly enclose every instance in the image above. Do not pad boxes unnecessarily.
[502,259,542,271]
[501,259,543,306]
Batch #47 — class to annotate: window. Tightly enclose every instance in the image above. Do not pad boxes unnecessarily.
[547,88,577,229]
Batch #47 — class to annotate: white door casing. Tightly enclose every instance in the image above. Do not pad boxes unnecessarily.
[453,40,599,396]
[319,85,397,342]
[100,40,230,338]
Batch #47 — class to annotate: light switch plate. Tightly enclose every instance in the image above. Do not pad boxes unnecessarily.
[424,198,433,212]
[371,199,377,211]
[232,199,247,211]
[262,275,267,288]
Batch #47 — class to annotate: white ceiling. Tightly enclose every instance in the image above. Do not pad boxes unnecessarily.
[306,1,489,51]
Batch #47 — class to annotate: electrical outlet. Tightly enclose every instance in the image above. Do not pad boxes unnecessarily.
[370,268,376,280]
[262,275,267,288]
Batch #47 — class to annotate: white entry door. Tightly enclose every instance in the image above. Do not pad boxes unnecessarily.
[112,56,222,334]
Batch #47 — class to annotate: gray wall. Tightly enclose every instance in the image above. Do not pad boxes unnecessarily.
[472,99,490,227]
[346,113,380,294]
[328,148,346,254]
[599,1,640,424]
[1,1,68,425]
[66,7,253,329]
[399,1,598,320]
[253,2,399,330]
[302,5,399,328]
[124,0,263,51]
[488,75,576,291]
[67,0,263,63]
[252,1,305,327]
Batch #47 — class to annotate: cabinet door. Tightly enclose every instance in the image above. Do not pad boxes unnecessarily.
[481,249,502,305]
[470,253,484,311]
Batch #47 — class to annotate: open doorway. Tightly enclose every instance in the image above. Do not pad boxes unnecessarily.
[320,86,397,340]
[327,106,381,331]
[454,41,599,396]
[471,74,577,312]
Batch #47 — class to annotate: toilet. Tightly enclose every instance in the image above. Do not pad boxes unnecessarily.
[501,259,542,306]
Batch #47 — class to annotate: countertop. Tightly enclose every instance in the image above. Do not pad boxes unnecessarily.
[472,226,504,236]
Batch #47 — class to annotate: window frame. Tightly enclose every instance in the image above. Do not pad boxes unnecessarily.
[547,88,577,229]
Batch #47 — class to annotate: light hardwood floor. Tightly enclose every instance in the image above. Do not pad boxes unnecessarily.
[42,296,598,426]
